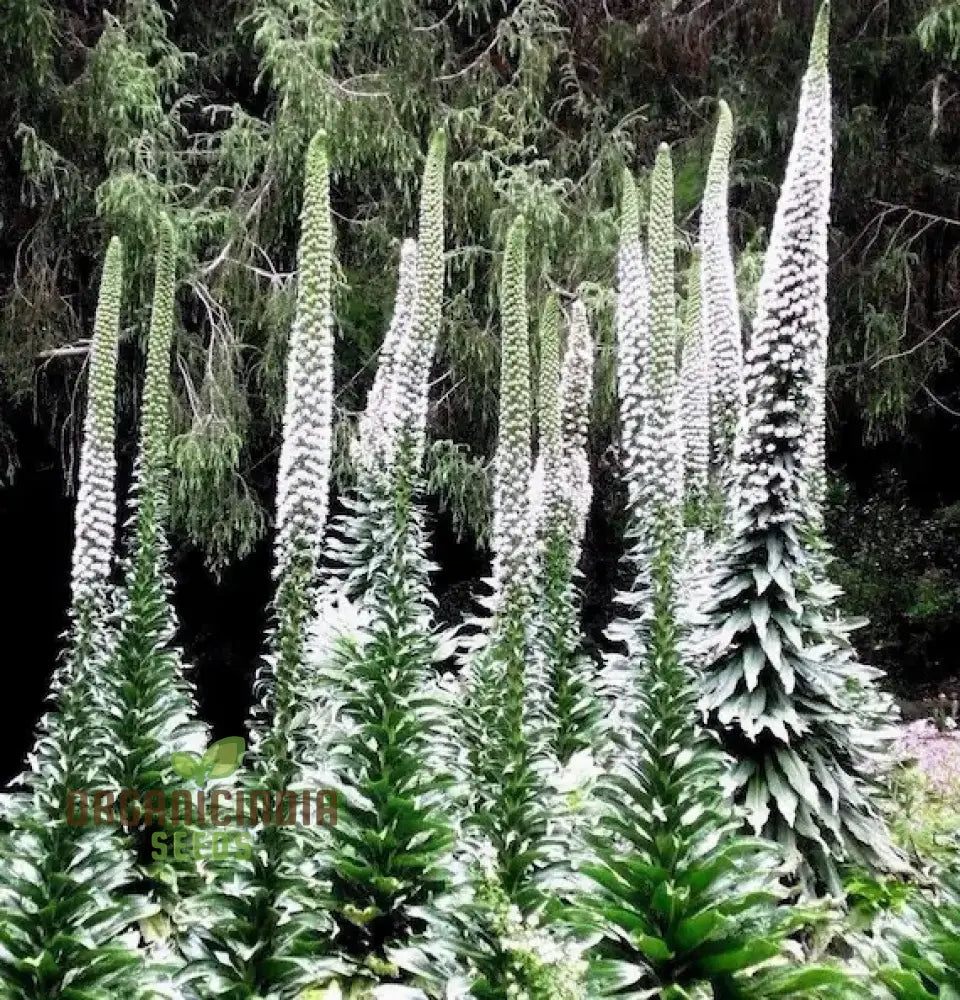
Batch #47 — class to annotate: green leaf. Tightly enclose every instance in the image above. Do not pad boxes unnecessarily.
[760,965,857,996]
[170,751,200,780]
[674,908,723,952]
[342,904,381,927]
[635,933,674,962]
[201,736,246,778]
[698,938,781,975]
[588,959,645,991]
[879,968,936,1000]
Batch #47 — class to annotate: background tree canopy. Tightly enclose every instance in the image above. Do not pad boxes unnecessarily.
[1,0,959,697]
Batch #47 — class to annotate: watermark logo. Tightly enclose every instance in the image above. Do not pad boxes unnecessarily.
[64,735,337,863]
[170,735,246,783]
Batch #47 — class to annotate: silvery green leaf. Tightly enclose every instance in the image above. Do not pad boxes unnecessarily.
[764,761,798,827]
[742,645,765,692]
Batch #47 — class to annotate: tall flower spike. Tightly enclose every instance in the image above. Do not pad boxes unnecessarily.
[275,129,333,580]
[700,1,901,889]
[531,294,563,532]
[452,221,560,972]
[561,298,594,548]
[731,1,831,527]
[539,296,562,457]
[70,236,121,611]
[616,169,651,516]
[406,128,447,464]
[561,300,593,460]
[577,162,845,997]
[0,243,160,1000]
[492,215,532,591]
[295,271,459,983]
[647,143,683,533]
[680,249,710,511]
[801,10,833,523]
[600,170,657,757]
[140,216,176,504]
[531,293,600,767]
[358,237,419,469]
[103,221,203,763]
[700,98,744,484]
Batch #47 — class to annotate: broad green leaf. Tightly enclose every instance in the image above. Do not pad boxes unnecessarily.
[201,736,246,778]
[879,968,936,1000]
[759,965,857,996]
[634,933,674,962]
[674,908,722,952]
[170,751,200,780]
[699,938,781,975]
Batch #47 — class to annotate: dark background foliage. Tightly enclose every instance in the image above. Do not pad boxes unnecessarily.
[1,0,960,775]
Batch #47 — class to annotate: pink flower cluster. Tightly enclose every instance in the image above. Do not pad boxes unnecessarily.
[897,719,960,795]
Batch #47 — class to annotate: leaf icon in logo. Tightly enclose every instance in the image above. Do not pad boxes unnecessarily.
[200,736,246,779]
[170,751,201,780]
